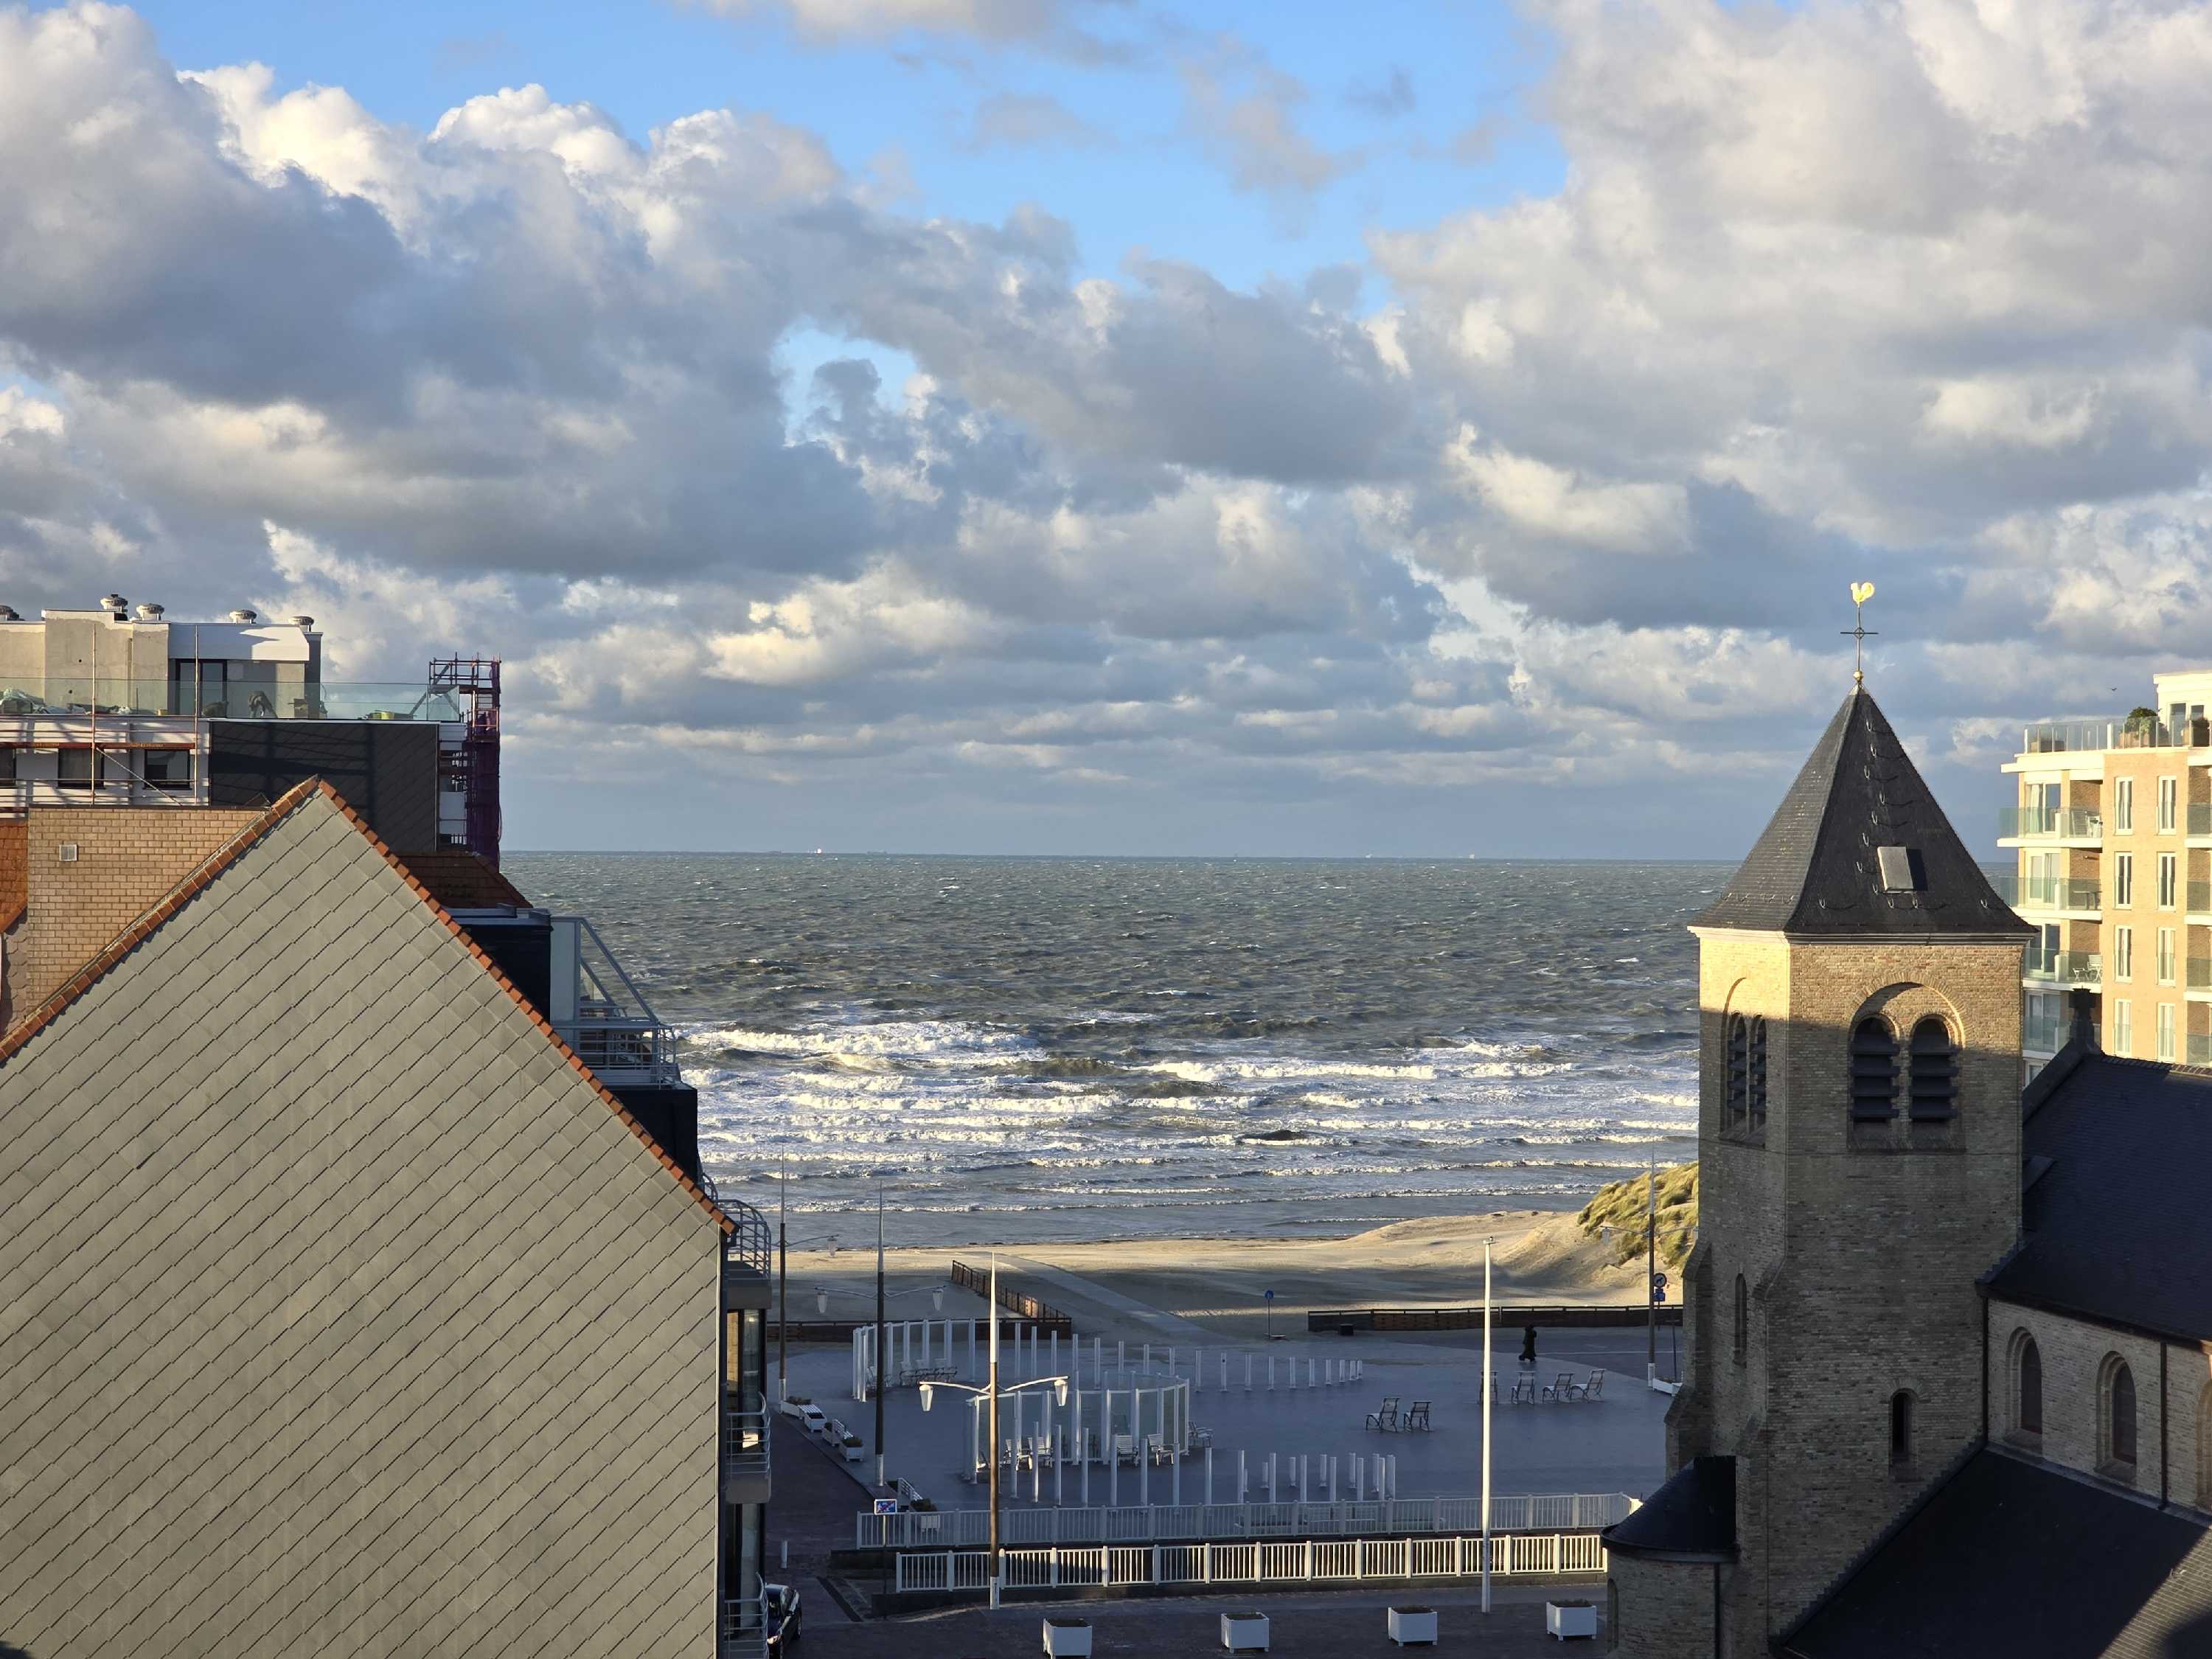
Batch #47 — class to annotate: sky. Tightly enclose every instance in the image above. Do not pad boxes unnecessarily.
[4,0,2212,855]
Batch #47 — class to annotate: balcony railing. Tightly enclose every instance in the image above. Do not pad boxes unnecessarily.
[720,1594,771,1659]
[1992,873,2101,911]
[705,1176,771,1276]
[2021,716,2205,754]
[2191,804,2212,836]
[556,1014,672,1077]
[0,679,462,721]
[724,1406,771,1481]
[1999,807,2104,840]
[2189,959,2212,990]
[2024,948,2101,986]
[2192,883,2212,914]
[2024,1014,2099,1054]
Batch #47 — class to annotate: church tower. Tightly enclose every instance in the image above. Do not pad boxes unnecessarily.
[1604,685,2030,1658]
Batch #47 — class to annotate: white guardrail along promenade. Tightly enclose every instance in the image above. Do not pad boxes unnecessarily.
[892,1531,1610,1595]
[860,1492,1635,1550]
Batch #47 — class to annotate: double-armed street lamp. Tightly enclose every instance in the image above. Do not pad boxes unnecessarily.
[917,1254,1071,1610]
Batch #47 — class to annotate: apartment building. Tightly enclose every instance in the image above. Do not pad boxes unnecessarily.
[1999,669,2212,1078]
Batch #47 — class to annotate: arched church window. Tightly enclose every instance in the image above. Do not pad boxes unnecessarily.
[1889,1391,1914,1464]
[1908,1018,1959,1121]
[2011,1332,2042,1441]
[1733,1274,1748,1366]
[1850,1018,1899,1120]
[2101,1355,2138,1476]
[1726,1015,1749,1129]
[1747,1017,1768,1131]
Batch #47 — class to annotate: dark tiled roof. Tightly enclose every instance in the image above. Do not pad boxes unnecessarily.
[1784,1450,2212,1658]
[393,847,532,910]
[1693,687,2029,937]
[1603,1455,1736,1561]
[1988,1053,2212,1341]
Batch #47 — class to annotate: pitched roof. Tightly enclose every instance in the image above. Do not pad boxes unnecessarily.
[0,782,728,1656]
[1782,1450,2212,1658]
[1986,1051,2212,1341]
[0,780,728,1237]
[1602,1455,1736,1562]
[392,847,532,911]
[1692,686,2029,938]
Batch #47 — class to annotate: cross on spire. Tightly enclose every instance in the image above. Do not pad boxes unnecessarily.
[1843,581,1877,684]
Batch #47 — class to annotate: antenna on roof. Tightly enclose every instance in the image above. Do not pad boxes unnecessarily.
[1843,582,1877,686]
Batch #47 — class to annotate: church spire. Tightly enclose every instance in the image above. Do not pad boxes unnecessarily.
[1694,688,2030,938]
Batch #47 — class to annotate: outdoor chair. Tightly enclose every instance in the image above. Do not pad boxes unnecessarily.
[1510,1373,1537,1405]
[1148,1434,1172,1466]
[1542,1371,1577,1402]
[1579,1369,1606,1402]
[1113,1433,1138,1465]
[1404,1400,1431,1430]
[1364,1397,1401,1431]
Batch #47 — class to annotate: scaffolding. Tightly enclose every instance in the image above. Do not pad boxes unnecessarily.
[428,657,501,866]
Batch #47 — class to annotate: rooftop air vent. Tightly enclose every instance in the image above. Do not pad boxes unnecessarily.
[136,602,164,620]
[229,608,259,623]
[0,605,18,621]
[286,614,315,628]
[100,593,127,614]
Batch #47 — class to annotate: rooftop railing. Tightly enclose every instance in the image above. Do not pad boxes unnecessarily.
[2020,716,2208,754]
[0,679,462,721]
[1992,873,2101,911]
[2024,947,2101,986]
[1998,806,2104,840]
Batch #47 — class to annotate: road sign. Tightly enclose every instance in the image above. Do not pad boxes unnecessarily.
[1263,1290,1276,1301]
[873,1498,899,1515]
[1652,1273,1669,1290]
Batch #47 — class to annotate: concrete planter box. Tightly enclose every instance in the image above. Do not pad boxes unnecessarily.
[1389,1605,1439,1645]
[1220,1611,1270,1652]
[1547,1600,1599,1640]
[1042,1617,1093,1656]
[840,1437,864,1463]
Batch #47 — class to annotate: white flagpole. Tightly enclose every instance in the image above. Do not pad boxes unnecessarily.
[1481,1236,1493,1613]
[988,1253,1002,1610]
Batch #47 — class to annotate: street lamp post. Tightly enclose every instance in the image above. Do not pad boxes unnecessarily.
[875,1188,888,1490]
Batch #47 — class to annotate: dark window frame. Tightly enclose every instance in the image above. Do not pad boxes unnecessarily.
[1907,1016,1959,1121]
[1850,1017,1899,1121]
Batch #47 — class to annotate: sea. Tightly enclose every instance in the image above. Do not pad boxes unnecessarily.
[502,855,1721,1249]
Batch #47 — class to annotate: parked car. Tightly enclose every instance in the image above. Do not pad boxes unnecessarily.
[764,1582,801,1652]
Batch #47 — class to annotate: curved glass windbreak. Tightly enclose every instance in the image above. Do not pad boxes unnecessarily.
[0,680,462,721]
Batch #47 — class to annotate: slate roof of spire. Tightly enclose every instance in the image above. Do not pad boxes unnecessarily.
[1693,686,2030,937]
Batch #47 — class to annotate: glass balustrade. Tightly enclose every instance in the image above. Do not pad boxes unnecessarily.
[2192,883,2212,914]
[2021,716,2201,753]
[2023,949,2101,985]
[1992,873,2101,911]
[2191,804,2212,836]
[1998,806,2104,839]
[0,679,462,721]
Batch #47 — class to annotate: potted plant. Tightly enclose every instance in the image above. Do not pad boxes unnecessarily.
[2124,706,2159,746]
[1220,1610,1270,1652]
[1042,1616,1093,1657]
[1546,1599,1599,1639]
[1388,1604,1439,1645]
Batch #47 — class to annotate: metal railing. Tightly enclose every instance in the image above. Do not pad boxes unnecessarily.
[860,1492,1635,1551]
[891,1531,1608,1596]
[2020,717,2203,754]
[0,678,463,721]
[1999,807,2104,840]
[713,1184,771,1276]
[724,1407,771,1480]
[2023,948,2101,986]
[1992,873,2101,911]
[719,1594,770,1659]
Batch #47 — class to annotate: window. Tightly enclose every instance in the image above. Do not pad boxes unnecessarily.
[2101,1356,2138,1475]
[1907,1018,1958,1121]
[2116,777,2135,833]
[1733,1275,1748,1366]
[1726,1014,1749,1130]
[2160,776,2178,832]
[142,749,192,790]
[0,745,13,782]
[2115,853,2135,908]
[2158,1003,2176,1062]
[1849,1018,1898,1120]
[2160,854,2178,909]
[2160,928,2177,985]
[55,749,111,791]
[2115,926,2134,982]
[2114,1000,2133,1058]
[1889,1391,1914,1465]
[2011,1333,2042,1442]
[2197,1382,2211,1511]
[1747,1017,1768,1132]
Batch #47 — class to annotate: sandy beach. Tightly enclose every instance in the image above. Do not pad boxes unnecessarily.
[778,1207,1652,1344]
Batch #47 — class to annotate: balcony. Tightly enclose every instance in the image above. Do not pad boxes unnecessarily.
[2021,716,2205,754]
[1999,806,2104,841]
[0,678,463,721]
[2024,947,2101,986]
[1992,873,2101,912]
[723,1401,771,1506]
[2192,1034,2212,1066]
[2193,883,2212,915]
[2024,1012,2098,1054]
[2191,804,2212,836]
[2191,959,2212,991]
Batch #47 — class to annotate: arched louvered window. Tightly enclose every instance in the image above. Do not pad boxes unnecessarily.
[2012,1332,2042,1441]
[1733,1274,1748,1366]
[1889,1391,1915,1465]
[1747,1016,1768,1131]
[1726,1014,1749,1130]
[1908,1017,1958,1121]
[2101,1355,2138,1475]
[1850,1018,1899,1120]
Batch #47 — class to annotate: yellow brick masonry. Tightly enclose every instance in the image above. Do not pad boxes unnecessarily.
[1,806,262,1034]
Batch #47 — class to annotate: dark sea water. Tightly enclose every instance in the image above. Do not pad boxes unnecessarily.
[503,855,1719,1248]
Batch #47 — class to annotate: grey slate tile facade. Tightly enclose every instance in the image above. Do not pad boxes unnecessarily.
[0,790,723,1658]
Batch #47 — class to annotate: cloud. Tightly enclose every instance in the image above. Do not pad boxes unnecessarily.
[1179,48,1353,218]
[1343,66,1414,119]
[957,91,1112,150]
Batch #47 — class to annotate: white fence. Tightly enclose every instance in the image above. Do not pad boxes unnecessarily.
[860,1491,1634,1549]
[891,1531,1608,1594]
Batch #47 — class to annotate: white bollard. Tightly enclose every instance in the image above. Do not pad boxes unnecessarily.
[1352,1453,1362,1498]
[1144,1343,1152,1373]
[1267,1354,1275,1391]
[1206,1447,1215,1506]
[1117,1340,1125,1373]
[1267,1453,1277,1503]
[1239,1450,1248,1503]
[1307,1358,1316,1389]
[1245,1355,1253,1393]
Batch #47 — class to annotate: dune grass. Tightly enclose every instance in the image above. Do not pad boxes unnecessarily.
[1575,1162,1699,1273]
